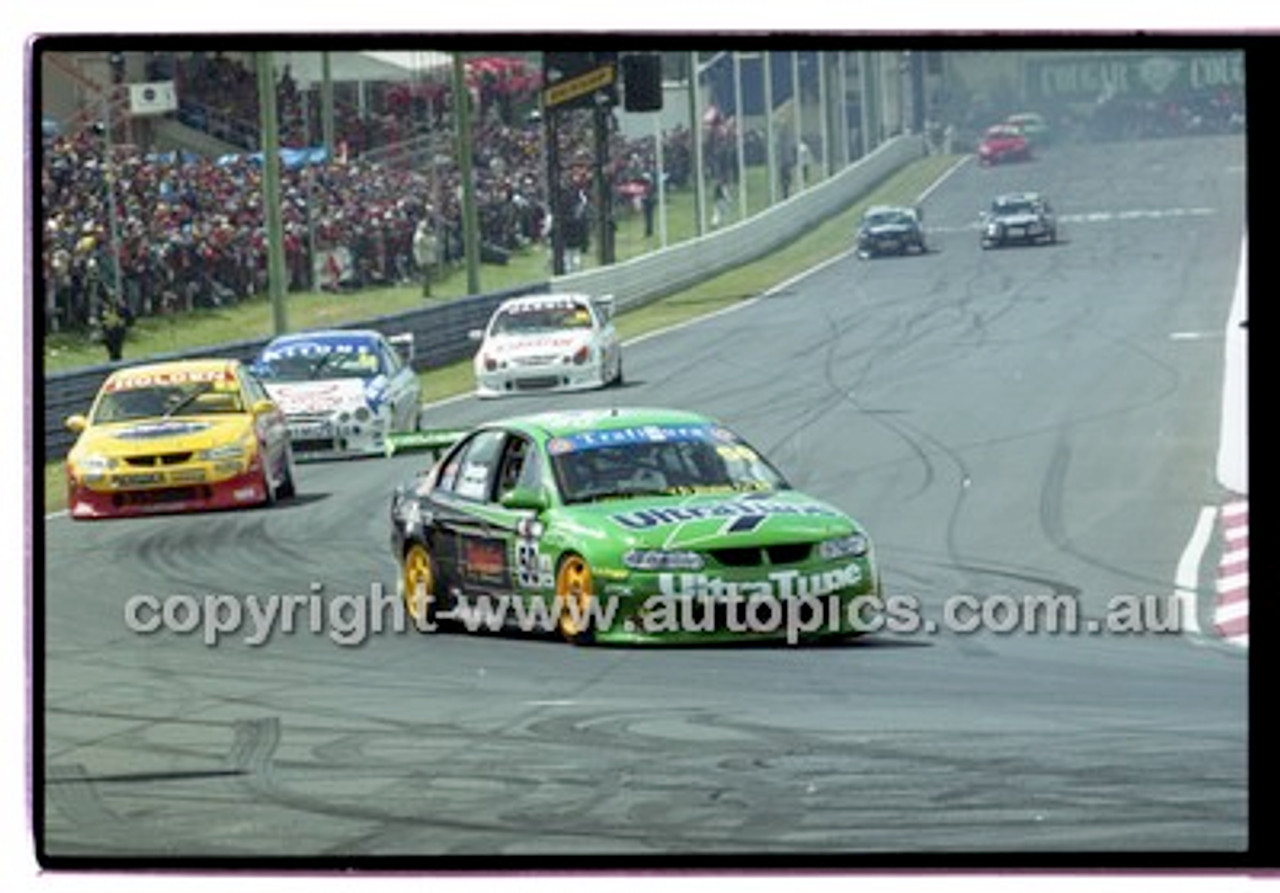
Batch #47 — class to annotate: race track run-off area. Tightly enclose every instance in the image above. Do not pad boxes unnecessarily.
[40,134,1249,862]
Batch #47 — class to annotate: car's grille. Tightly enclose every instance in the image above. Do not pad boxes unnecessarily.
[708,543,814,567]
[288,412,332,424]
[511,355,559,367]
[115,486,209,506]
[124,452,193,467]
[514,376,562,391]
[293,438,338,454]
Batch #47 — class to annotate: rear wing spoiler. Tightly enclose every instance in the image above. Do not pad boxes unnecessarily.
[384,428,468,459]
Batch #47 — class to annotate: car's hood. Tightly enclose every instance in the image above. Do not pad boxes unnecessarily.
[72,416,253,458]
[991,212,1042,226]
[863,223,914,237]
[552,490,859,551]
[484,331,594,358]
[264,377,385,415]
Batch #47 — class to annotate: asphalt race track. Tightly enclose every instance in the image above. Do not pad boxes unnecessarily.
[39,134,1249,863]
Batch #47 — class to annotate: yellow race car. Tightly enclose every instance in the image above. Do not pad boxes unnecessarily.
[64,358,296,519]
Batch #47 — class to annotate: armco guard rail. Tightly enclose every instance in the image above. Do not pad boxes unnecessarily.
[43,135,925,463]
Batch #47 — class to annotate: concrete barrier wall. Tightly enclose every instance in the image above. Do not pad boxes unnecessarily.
[556,136,925,312]
[43,135,925,462]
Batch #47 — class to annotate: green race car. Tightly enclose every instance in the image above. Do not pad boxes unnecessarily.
[389,408,881,644]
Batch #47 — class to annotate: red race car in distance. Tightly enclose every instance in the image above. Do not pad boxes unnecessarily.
[977,123,1032,166]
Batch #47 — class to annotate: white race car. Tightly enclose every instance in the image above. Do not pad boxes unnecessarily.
[469,293,623,398]
[251,329,422,459]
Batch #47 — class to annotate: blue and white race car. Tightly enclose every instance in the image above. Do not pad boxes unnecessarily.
[251,329,422,459]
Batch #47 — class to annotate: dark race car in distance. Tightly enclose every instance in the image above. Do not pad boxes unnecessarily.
[980,192,1058,249]
[856,205,927,259]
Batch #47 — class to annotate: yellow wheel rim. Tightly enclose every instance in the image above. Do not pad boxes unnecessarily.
[556,555,594,640]
[403,543,435,630]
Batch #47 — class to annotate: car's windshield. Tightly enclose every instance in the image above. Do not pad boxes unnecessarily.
[491,301,594,336]
[865,210,913,227]
[549,424,789,504]
[993,199,1038,216]
[93,376,244,423]
[254,343,383,382]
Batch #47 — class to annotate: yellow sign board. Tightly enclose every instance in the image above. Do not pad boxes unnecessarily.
[543,64,615,108]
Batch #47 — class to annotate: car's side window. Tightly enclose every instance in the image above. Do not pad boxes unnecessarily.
[442,430,507,502]
[494,435,541,502]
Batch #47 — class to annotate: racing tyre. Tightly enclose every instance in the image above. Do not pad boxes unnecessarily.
[402,542,441,632]
[556,554,597,645]
[277,446,297,500]
[260,451,279,507]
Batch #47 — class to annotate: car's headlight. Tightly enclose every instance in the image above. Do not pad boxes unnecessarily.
[199,437,251,461]
[623,549,705,571]
[73,454,117,472]
[354,406,372,423]
[818,533,869,561]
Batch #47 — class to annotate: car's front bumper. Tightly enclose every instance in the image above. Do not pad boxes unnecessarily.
[285,414,389,460]
[475,360,606,397]
[985,221,1051,243]
[585,559,882,644]
[67,460,269,519]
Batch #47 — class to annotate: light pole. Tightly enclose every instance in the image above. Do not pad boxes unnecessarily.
[452,53,481,295]
[256,51,288,335]
[733,51,747,220]
[690,51,706,236]
[99,87,122,318]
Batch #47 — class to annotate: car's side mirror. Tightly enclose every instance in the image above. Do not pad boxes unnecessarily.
[388,332,415,366]
[500,485,549,512]
[468,329,485,342]
[251,399,277,416]
[65,414,88,434]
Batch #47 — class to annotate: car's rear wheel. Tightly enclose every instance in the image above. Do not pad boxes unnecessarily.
[402,542,440,632]
[556,554,597,645]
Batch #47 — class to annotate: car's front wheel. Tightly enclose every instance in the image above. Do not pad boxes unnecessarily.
[556,554,597,645]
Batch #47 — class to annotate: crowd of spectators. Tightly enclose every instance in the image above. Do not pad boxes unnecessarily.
[40,65,734,336]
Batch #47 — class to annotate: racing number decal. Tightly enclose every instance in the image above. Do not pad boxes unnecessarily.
[515,526,554,590]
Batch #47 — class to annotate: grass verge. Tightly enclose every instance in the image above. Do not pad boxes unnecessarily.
[42,153,962,514]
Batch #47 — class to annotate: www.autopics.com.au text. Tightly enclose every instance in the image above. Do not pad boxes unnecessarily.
[122,584,1185,647]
